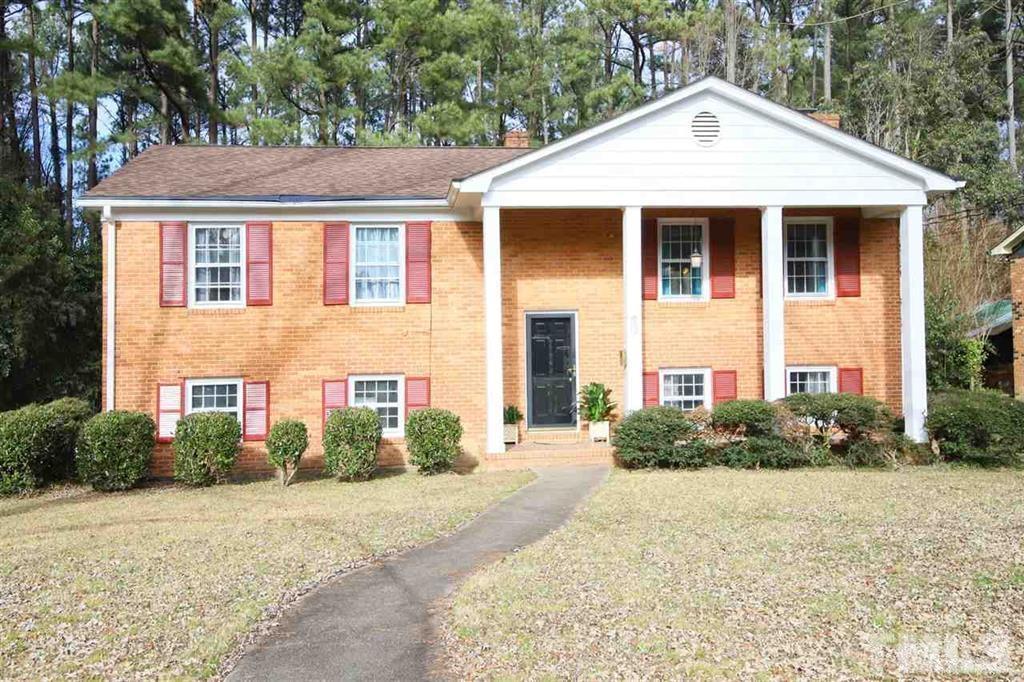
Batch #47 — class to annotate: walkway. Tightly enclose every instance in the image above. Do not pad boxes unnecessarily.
[226,465,609,681]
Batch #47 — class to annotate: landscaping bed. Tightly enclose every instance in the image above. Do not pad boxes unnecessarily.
[0,470,532,679]
[444,467,1024,678]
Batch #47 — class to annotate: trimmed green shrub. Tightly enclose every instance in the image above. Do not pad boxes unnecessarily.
[77,411,155,491]
[0,398,93,495]
[266,419,309,485]
[783,392,892,446]
[406,408,463,474]
[720,435,807,469]
[612,407,708,468]
[172,412,241,486]
[712,399,777,437]
[323,407,381,480]
[927,388,1024,465]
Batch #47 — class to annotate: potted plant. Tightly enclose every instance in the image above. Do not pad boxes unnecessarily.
[579,383,616,442]
[503,405,523,445]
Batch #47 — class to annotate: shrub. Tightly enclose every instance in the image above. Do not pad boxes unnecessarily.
[712,400,777,437]
[266,419,309,486]
[323,407,381,480]
[578,383,616,422]
[406,408,463,474]
[927,388,1024,465]
[719,435,807,469]
[172,412,241,486]
[0,398,93,495]
[77,411,155,491]
[783,393,892,446]
[613,407,705,468]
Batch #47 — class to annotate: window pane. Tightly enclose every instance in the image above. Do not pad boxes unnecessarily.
[193,226,242,304]
[355,227,401,303]
[662,371,706,411]
[788,371,830,395]
[660,223,703,297]
[189,383,240,420]
[785,223,829,295]
[352,378,401,433]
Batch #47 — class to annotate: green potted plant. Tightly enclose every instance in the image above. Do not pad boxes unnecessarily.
[579,383,616,442]
[503,405,523,445]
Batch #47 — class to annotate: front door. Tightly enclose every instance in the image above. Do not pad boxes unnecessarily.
[527,314,577,428]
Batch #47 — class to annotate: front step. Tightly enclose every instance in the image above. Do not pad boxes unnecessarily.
[484,441,616,470]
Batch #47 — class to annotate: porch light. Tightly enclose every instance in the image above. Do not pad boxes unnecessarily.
[690,251,703,269]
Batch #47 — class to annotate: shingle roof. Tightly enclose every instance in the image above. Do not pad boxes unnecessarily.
[85,145,533,201]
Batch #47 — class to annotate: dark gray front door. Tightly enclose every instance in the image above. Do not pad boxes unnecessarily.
[528,314,576,427]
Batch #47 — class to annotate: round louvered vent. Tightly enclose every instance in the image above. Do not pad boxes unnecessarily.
[691,111,720,146]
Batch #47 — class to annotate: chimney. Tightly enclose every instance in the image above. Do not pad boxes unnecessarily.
[503,130,531,148]
[809,112,841,129]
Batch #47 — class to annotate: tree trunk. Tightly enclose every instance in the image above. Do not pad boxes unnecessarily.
[27,1,42,186]
[208,21,219,145]
[724,0,738,84]
[648,37,657,95]
[0,0,25,180]
[44,59,62,196]
[947,0,954,45]
[823,23,832,105]
[1008,0,1017,170]
[87,15,99,189]
[249,0,258,105]
[65,0,75,245]
[160,91,171,144]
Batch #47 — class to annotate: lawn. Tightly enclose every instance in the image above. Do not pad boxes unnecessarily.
[0,470,533,679]
[444,467,1024,679]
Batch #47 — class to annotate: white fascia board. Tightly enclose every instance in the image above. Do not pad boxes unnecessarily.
[990,225,1024,256]
[480,188,930,209]
[459,77,963,195]
[77,197,452,210]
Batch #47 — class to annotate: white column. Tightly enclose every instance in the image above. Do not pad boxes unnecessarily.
[900,205,928,442]
[622,206,644,413]
[483,206,505,454]
[761,206,786,401]
[104,205,116,412]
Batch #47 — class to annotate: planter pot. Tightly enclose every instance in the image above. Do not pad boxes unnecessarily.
[503,423,519,445]
[589,420,610,443]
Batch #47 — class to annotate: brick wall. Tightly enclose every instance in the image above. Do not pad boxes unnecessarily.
[1011,258,1024,398]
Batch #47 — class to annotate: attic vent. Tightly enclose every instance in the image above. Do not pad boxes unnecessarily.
[691,111,720,146]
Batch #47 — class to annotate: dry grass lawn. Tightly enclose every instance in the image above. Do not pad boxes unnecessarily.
[0,470,533,679]
[444,467,1024,679]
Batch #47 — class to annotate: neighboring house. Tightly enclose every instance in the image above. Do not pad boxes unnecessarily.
[990,229,1024,398]
[968,299,1014,395]
[80,77,962,474]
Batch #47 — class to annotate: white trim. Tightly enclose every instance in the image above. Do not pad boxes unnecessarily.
[104,206,115,411]
[480,189,931,209]
[187,222,246,309]
[184,377,244,423]
[990,224,1024,256]
[524,311,580,431]
[77,197,452,210]
[783,216,835,300]
[658,367,713,411]
[900,205,928,442]
[622,206,644,413]
[656,217,710,302]
[348,374,406,438]
[349,223,406,307]
[785,366,838,395]
[483,206,505,454]
[761,206,786,401]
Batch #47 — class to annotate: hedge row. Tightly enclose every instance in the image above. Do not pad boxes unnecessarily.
[0,398,93,494]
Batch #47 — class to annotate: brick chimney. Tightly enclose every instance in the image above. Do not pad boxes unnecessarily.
[503,130,531,148]
[809,112,841,129]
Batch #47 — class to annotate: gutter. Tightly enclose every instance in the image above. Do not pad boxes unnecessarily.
[77,197,452,210]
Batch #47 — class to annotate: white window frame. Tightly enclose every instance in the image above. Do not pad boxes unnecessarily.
[349,223,406,307]
[785,366,838,395]
[659,367,712,411]
[348,374,406,437]
[184,377,244,423]
[188,222,246,309]
[783,217,835,300]
[657,218,710,302]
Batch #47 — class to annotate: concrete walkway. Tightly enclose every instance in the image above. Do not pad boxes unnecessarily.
[226,465,608,681]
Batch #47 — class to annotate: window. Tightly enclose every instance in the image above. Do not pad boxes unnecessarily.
[659,219,708,300]
[352,225,403,304]
[660,368,711,411]
[190,224,244,307]
[786,367,837,395]
[785,218,833,297]
[185,378,243,423]
[350,375,405,436]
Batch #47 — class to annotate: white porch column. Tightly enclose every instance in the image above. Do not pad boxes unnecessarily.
[761,206,786,400]
[900,205,928,442]
[622,206,644,413]
[483,206,505,454]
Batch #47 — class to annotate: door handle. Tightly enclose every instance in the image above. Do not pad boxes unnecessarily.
[568,366,576,377]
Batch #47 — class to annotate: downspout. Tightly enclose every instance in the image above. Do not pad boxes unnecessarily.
[104,204,115,411]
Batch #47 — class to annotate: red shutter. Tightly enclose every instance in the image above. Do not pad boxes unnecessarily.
[322,379,347,428]
[243,381,269,440]
[834,217,861,297]
[712,370,738,404]
[246,222,273,306]
[323,222,350,305]
[406,222,431,304]
[406,377,430,413]
[643,371,659,407]
[838,367,863,395]
[642,219,658,300]
[156,382,184,443]
[710,217,736,299]
[159,222,187,307]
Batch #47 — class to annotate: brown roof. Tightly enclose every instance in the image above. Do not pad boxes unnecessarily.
[86,145,533,201]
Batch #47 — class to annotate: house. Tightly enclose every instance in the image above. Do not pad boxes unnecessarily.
[990,230,1024,398]
[80,77,962,473]
[968,299,1014,394]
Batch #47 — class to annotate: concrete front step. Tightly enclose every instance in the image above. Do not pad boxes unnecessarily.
[484,442,616,470]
